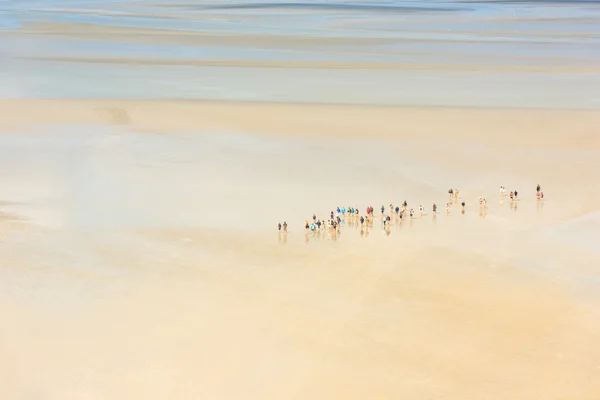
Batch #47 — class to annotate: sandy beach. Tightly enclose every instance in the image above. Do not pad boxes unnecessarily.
[1,1,600,399]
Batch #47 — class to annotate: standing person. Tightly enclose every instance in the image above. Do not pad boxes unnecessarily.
[305,220,309,231]
[536,184,541,193]
[381,205,385,216]
[283,222,288,232]
[278,223,282,231]
[316,220,321,230]
[445,203,450,216]
[330,211,334,220]
[409,208,414,219]
[510,191,514,201]
[360,216,365,227]
[514,190,519,201]
[432,203,437,216]
[461,202,466,214]
[395,206,400,215]
[419,205,424,218]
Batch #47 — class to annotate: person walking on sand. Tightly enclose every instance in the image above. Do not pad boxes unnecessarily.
[461,202,466,214]
[381,205,385,216]
[419,205,424,218]
[305,220,310,231]
[432,203,437,216]
[536,184,541,194]
[283,221,287,232]
[409,208,414,219]
[510,191,514,201]
[395,206,400,215]
[514,190,519,200]
[278,223,282,232]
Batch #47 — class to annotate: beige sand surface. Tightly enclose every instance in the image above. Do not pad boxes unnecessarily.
[1,99,600,399]
[2,99,600,147]
[18,55,600,74]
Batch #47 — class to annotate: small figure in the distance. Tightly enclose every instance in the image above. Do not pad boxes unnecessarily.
[461,202,466,214]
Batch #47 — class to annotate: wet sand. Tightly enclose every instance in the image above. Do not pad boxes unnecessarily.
[2,1,600,399]
[1,99,600,399]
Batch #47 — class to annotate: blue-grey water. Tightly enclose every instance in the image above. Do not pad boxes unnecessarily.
[1,0,599,107]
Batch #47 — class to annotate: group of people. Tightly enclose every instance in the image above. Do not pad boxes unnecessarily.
[277,184,544,239]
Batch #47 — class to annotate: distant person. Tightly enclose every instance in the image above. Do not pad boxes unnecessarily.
[360,216,365,226]
[514,190,518,200]
[278,223,282,231]
[381,205,385,215]
[330,211,334,220]
[445,203,450,215]
[305,220,309,231]
[395,206,400,214]
[461,202,466,214]
[432,203,437,216]
[409,209,414,219]
[536,184,541,193]
[316,220,321,230]
[509,191,514,201]
[419,205,424,218]
[283,222,287,232]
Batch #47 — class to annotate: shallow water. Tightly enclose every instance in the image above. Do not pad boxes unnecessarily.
[1,0,599,107]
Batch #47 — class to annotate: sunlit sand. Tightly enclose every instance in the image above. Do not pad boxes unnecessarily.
[1,1,600,399]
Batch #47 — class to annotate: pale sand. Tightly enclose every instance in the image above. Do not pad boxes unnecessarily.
[17,55,600,74]
[1,100,600,399]
[2,99,599,147]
